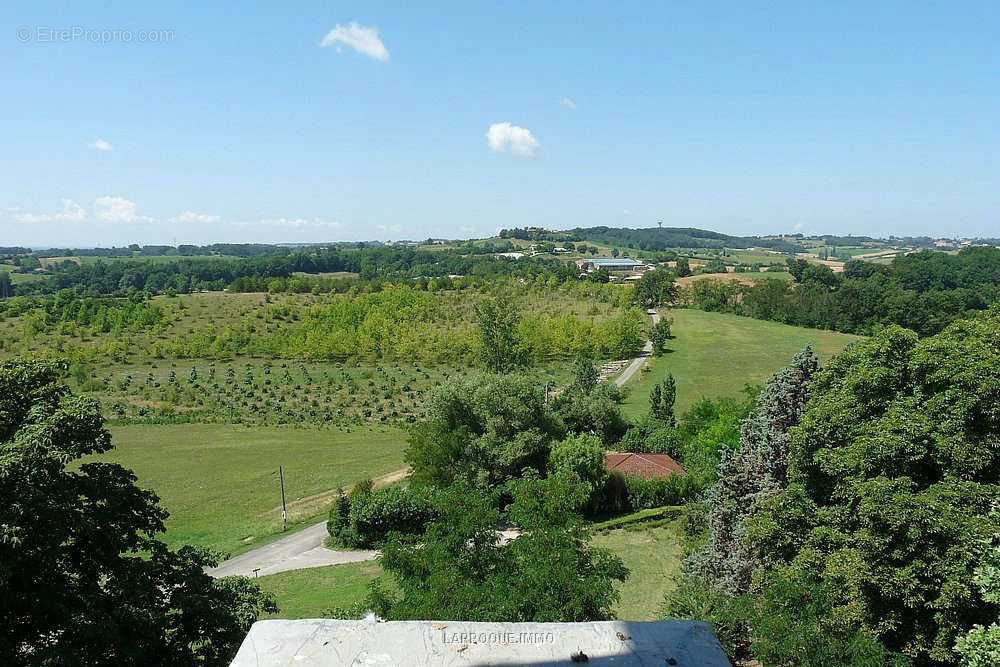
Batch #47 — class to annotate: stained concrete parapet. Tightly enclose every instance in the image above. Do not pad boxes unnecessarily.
[230,618,730,666]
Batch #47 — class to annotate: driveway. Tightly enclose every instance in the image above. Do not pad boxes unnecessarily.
[615,310,659,387]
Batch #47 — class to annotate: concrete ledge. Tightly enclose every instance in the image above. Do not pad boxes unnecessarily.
[230,618,730,666]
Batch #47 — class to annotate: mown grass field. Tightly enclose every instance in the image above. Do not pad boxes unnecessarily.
[89,424,408,556]
[257,562,385,619]
[621,309,862,417]
[590,513,686,620]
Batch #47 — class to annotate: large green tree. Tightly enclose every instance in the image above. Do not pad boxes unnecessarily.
[0,360,275,666]
[633,268,679,308]
[748,309,1000,663]
[474,294,528,373]
[368,476,628,622]
[405,374,564,489]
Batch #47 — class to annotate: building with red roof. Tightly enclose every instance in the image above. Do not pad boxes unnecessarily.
[605,452,686,479]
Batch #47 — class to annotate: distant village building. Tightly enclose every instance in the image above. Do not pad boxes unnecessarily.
[575,257,645,273]
[605,452,686,479]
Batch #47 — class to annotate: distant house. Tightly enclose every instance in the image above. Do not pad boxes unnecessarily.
[552,247,569,253]
[575,257,645,273]
[605,452,685,479]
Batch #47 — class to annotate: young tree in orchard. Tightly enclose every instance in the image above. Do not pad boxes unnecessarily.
[687,345,818,595]
[0,359,276,666]
[474,295,528,373]
[650,374,677,426]
[747,308,1000,663]
[367,476,628,622]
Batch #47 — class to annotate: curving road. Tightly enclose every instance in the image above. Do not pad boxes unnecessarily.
[207,468,408,579]
[209,310,660,579]
[615,309,659,387]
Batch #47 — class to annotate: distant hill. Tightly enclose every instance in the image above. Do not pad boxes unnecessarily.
[499,226,801,253]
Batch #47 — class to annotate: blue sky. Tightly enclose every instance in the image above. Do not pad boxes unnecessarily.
[2,1,997,246]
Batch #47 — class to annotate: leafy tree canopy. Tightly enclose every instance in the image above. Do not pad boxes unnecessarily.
[406,374,564,489]
[367,476,628,622]
[0,359,275,666]
[748,308,1000,663]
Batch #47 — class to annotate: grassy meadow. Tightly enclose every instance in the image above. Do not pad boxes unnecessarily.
[590,512,687,620]
[257,562,385,619]
[620,308,863,417]
[89,424,408,556]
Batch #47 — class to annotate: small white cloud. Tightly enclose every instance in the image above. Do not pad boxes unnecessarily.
[57,199,86,221]
[320,22,389,61]
[88,138,113,151]
[94,196,140,222]
[14,198,87,223]
[486,122,539,158]
[175,211,221,224]
[559,97,576,110]
[623,209,632,215]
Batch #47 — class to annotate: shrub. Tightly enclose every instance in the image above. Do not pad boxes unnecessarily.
[326,488,354,546]
[548,433,607,507]
[618,416,681,457]
[623,473,698,510]
[348,486,437,548]
[599,469,629,514]
[662,574,747,659]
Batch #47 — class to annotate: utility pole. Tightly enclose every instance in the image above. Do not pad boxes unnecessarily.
[279,465,287,531]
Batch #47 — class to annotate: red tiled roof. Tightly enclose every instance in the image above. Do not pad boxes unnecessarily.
[605,452,686,479]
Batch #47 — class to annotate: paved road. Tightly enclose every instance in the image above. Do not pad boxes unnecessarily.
[615,310,659,387]
[207,522,376,578]
[210,313,659,579]
[207,468,409,579]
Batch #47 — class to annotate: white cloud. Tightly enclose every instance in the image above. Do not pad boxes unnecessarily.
[559,97,576,110]
[486,122,539,158]
[57,199,86,220]
[14,198,87,223]
[320,22,389,61]
[94,196,140,222]
[175,211,221,224]
[88,138,113,151]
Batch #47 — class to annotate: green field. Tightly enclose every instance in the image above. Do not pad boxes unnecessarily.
[621,309,862,417]
[591,514,686,620]
[257,562,385,619]
[90,424,408,555]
